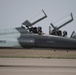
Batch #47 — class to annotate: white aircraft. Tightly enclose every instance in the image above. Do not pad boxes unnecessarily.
[0,10,76,49]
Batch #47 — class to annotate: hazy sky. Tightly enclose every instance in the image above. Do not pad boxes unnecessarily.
[0,0,76,36]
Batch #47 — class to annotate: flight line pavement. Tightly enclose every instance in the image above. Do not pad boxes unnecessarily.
[0,58,76,75]
[0,58,76,67]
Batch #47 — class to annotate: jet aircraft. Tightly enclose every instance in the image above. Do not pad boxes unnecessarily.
[0,10,76,49]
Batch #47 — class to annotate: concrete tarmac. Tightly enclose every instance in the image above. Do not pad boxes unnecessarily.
[0,58,76,75]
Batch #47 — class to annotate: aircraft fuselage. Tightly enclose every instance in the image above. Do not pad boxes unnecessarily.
[0,28,76,49]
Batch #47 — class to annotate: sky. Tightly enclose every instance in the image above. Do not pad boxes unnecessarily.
[0,0,76,37]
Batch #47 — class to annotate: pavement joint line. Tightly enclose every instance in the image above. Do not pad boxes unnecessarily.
[0,65,76,68]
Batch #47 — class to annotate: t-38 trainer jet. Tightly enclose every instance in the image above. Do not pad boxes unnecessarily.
[0,10,76,49]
